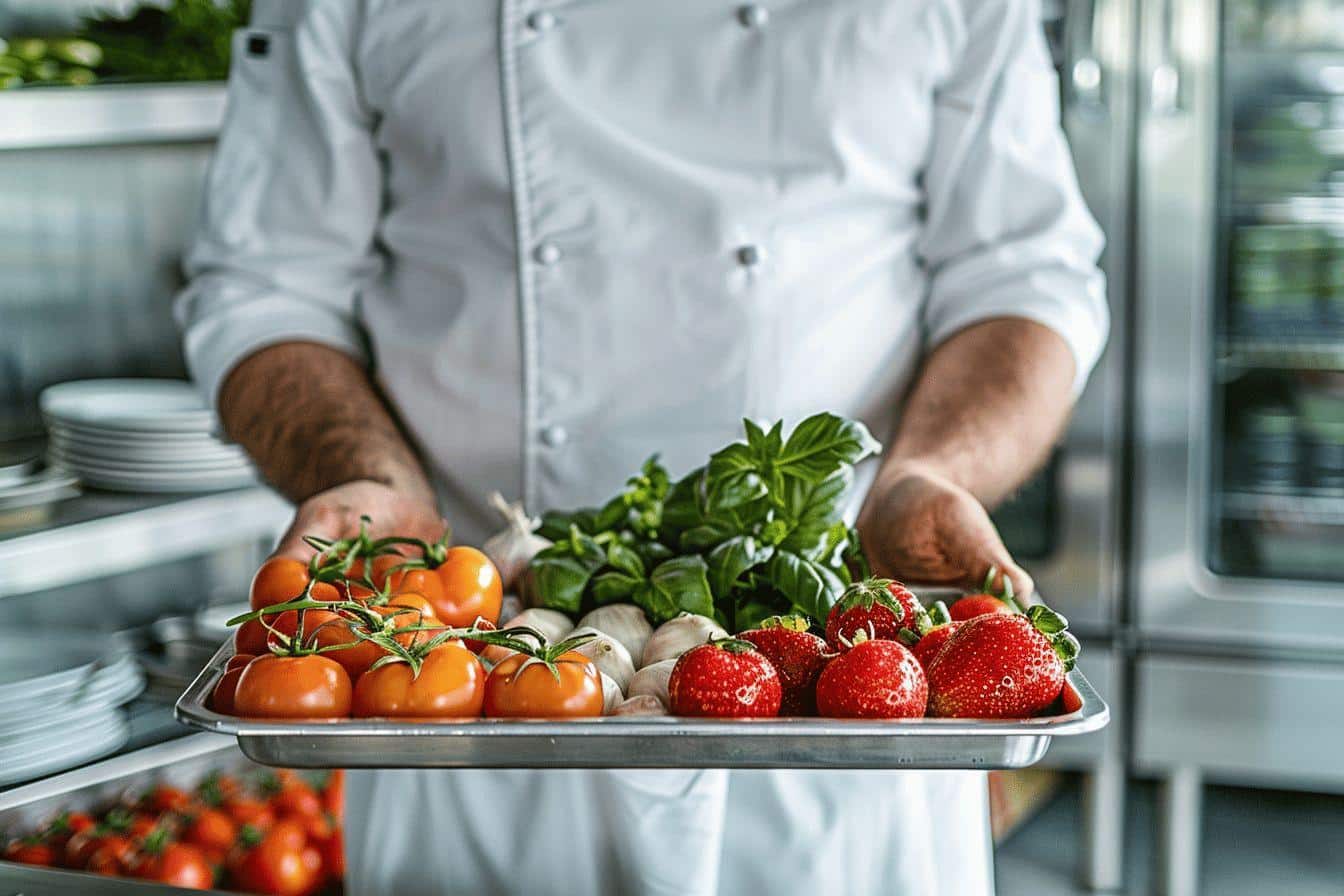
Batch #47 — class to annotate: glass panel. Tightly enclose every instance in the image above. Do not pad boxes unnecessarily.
[1213,0,1344,581]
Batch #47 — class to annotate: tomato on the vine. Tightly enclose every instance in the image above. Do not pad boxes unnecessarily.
[352,642,485,719]
[322,771,344,819]
[143,784,193,815]
[234,655,352,720]
[211,653,256,715]
[130,841,214,890]
[250,557,339,611]
[313,603,439,680]
[182,807,236,855]
[3,838,56,866]
[428,546,502,627]
[230,819,322,896]
[223,798,275,832]
[84,834,134,876]
[484,651,602,718]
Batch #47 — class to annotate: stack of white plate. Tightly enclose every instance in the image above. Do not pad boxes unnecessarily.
[0,637,144,787]
[41,379,256,493]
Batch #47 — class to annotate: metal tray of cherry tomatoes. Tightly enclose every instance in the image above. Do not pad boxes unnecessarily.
[175,641,1109,770]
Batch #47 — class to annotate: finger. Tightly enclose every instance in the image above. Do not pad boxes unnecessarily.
[990,556,1035,605]
[271,501,358,561]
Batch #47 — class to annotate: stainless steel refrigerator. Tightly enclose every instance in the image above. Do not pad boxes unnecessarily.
[1132,0,1344,893]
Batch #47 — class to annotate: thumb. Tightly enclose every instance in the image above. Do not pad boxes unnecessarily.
[978,550,1035,606]
[272,501,356,562]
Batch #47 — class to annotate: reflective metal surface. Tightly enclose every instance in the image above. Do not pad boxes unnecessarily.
[176,641,1109,771]
[0,85,226,151]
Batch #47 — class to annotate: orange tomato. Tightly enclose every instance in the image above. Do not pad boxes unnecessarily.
[222,798,275,832]
[233,655,352,720]
[3,839,56,866]
[313,604,440,680]
[429,546,503,627]
[352,643,484,719]
[182,808,236,855]
[483,651,603,718]
[131,842,214,890]
[230,819,321,896]
[250,557,338,611]
[211,653,256,715]
[322,771,344,819]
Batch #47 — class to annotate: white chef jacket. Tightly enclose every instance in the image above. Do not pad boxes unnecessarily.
[177,0,1106,893]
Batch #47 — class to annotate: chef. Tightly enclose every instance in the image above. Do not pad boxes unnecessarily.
[177,0,1107,892]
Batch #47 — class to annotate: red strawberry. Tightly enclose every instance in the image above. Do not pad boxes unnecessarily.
[669,638,782,718]
[897,601,962,670]
[926,604,1078,719]
[825,578,923,650]
[738,615,830,715]
[815,634,927,718]
[947,566,1023,622]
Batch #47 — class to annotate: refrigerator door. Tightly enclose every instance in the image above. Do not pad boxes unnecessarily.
[1134,0,1344,652]
[990,0,1135,637]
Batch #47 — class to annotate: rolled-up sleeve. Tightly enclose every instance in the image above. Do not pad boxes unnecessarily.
[175,0,380,409]
[918,0,1108,395]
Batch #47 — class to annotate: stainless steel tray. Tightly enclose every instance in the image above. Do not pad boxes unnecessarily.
[176,640,1109,770]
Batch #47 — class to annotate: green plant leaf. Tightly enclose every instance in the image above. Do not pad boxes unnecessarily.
[774,413,881,484]
[704,442,768,511]
[706,535,774,600]
[640,555,715,623]
[679,518,742,552]
[537,508,599,541]
[661,468,707,535]
[605,541,646,579]
[529,527,606,613]
[590,570,641,606]
[764,551,846,622]
[776,468,852,557]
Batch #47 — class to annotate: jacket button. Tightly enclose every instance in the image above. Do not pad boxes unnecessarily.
[534,242,562,265]
[736,5,769,28]
[527,11,559,31]
[736,244,764,267]
[541,425,569,448]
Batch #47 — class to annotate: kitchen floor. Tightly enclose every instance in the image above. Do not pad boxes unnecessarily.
[995,776,1344,895]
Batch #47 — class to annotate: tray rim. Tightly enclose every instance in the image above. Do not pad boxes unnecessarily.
[176,639,1110,742]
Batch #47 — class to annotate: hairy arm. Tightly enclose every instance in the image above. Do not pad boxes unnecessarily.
[857,317,1078,598]
[219,342,444,556]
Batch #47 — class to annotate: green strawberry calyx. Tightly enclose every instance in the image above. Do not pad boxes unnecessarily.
[897,600,952,646]
[977,566,1025,615]
[835,578,904,615]
[708,636,760,655]
[1025,604,1080,671]
[758,614,811,633]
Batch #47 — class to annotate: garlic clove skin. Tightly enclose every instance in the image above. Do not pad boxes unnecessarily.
[498,594,524,625]
[569,626,635,694]
[640,613,728,668]
[611,695,667,716]
[503,607,574,644]
[626,658,677,709]
[576,604,653,665]
[600,671,624,715]
[482,493,552,592]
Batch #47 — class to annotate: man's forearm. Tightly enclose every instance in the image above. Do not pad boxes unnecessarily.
[882,317,1077,508]
[218,342,434,505]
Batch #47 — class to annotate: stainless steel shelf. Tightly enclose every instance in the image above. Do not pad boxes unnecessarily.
[1221,488,1344,525]
[1220,340,1344,371]
[0,487,289,598]
[0,83,226,150]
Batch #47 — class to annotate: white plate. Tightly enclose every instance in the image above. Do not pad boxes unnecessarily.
[75,469,258,494]
[0,706,125,758]
[46,420,228,447]
[48,428,243,459]
[41,380,216,433]
[0,713,128,787]
[48,446,251,475]
[0,653,143,721]
[0,637,107,703]
[0,669,142,739]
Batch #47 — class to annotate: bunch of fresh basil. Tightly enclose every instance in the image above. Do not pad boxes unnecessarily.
[529,413,880,630]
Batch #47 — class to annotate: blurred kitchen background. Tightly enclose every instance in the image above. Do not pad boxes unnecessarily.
[2,0,1344,894]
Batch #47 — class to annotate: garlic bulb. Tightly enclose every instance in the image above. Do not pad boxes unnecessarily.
[569,626,635,693]
[612,695,667,716]
[626,658,677,709]
[640,613,727,668]
[577,604,653,665]
[498,594,524,625]
[600,672,624,714]
[482,492,552,591]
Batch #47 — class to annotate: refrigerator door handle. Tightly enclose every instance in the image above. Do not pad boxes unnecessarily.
[1148,0,1184,115]
[1065,0,1105,109]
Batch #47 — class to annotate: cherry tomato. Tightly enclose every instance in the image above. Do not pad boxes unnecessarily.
[483,651,603,718]
[381,565,447,610]
[430,546,503,627]
[3,839,56,866]
[250,557,339,611]
[316,828,344,882]
[234,655,352,720]
[131,842,214,890]
[223,798,275,832]
[144,784,193,814]
[321,771,344,820]
[342,553,405,600]
[125,813,161,841]
[231,819,322,896]
[462,616,496,654]
[182,807,236,854]
[197,772,242,807]
[353,642,484,719]
[85,834,134,876]
[212,653,256,715]
[271,782,323,820]
[65,827,114,868]
[41,810,94,857]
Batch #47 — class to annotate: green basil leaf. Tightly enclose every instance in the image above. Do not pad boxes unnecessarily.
[705,442,768,511]
[774,413,881,484]
[679,518,742,552]
[635,539,675,567]
[594,495,630,533]
[606,541,646,579]
[776,468,852,556]
[590,570,642,606]
[645,555,715,622]
[706,535,774,600]
[538,508,599,541]
[735,598,784,634]
[662,468,707,535]
[531,554,598,614]
[764,551,846,623]
[743,418,769,456]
